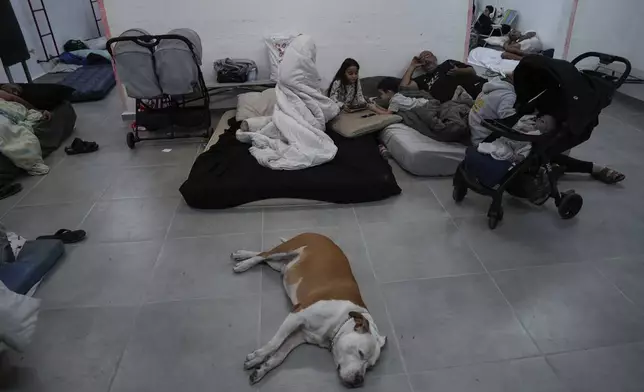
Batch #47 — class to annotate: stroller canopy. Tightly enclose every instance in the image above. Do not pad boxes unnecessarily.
[513,55,614,137]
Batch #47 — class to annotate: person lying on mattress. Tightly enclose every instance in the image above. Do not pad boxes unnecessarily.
[468,75,625,184]
[501,30,543,61]
[368,77,473,144]
[327,58,368,112]
[399,51,486,103]
[0,86,51,175]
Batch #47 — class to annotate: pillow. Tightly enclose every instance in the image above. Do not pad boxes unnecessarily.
[236,88,277,121]
[330,110,402,138]
[0,280,40,352]
[483,36,509,47]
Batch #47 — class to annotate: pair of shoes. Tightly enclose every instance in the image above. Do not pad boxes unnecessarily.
[65,138,99,155]
[37,229,86,244]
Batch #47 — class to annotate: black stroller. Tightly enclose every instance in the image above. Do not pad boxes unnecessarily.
[453,52,631,229]
[106,29,211,148]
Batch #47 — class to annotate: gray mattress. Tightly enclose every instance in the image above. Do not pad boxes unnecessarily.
[380,123,466,177]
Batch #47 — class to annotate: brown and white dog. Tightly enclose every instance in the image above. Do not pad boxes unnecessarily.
[232,233,386,387]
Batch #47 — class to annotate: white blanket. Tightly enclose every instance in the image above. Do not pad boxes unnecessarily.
[468,47,519,76]
[236,35,340,170]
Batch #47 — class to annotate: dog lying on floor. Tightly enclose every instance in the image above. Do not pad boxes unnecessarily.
[232,233,386,388]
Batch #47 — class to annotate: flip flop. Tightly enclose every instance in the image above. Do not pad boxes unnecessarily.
[0,183,22,200]
[37,229,86,244]
[65,138,99,155]
[591,167,625,184]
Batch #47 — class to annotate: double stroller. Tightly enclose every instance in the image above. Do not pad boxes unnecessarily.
[106,29,211,148]
[453,52,631,229]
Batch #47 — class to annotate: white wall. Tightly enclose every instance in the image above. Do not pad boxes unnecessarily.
[104,0,471,84]
[569,0,644,69]
[1,0,102,83]
[475,0,574,58]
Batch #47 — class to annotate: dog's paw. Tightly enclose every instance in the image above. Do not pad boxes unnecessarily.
[231,251,250,262]
[249,369,262,385]
[244,350,266,369]
[233,261,251,274]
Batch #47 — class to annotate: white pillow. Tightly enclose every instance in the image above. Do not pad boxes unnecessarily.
[484,36,509,47]
[235,88,277,121]
[0,280,40,352]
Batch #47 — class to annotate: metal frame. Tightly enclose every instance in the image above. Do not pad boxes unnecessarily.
[26,0,102,63]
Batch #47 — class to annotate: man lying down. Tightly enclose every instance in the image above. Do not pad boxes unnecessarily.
[236,35,340,170]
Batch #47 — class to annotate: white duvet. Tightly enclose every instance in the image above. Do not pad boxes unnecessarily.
[236,35,340,170]
[468,47,519,76]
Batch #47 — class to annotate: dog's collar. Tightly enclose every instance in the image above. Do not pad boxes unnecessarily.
[330,317,353,350]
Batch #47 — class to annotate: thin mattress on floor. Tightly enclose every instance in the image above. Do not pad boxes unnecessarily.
[60,64,116,102]
[380,123,466,176]
[182,123,402,209]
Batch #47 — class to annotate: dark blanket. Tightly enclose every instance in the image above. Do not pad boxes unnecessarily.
[397,88,474,145]
[180,122,402,209]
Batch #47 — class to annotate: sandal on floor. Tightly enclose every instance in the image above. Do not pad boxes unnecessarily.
[37,229,86,244]
[65,138,99,155]
[591,167,625,184]
[0,183,22,200]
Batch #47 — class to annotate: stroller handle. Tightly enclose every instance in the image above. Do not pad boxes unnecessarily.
[570,52,632,89]
[106,34,196,56]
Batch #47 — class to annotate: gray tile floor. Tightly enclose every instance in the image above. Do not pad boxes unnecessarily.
[2,89,644,392]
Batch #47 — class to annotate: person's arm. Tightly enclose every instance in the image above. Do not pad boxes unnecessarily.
[0,90,34,109]
[497,92,517,119]
[447,61,477,76]
[328,80,344,108]
[368,103,392,115]
[354,81,367,106]
[400,58,421,89]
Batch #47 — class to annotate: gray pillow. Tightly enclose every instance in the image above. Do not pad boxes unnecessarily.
[330,110,402,138]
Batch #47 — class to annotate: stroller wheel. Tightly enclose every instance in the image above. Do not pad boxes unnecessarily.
[558,192,583,219]
[126,132,137,149]
[487,207,503,230]
[453,185,467,203]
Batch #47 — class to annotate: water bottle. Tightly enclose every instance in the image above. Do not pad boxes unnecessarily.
[248,66,258,82]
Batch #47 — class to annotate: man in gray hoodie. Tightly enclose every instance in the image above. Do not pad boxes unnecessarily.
[468,76,516,146]
[467,76,625,184]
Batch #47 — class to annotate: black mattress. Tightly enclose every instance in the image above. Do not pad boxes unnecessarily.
[61,64,116,102]
[180,124,402,209]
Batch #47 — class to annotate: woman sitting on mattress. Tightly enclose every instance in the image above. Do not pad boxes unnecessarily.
[501,30,543,61]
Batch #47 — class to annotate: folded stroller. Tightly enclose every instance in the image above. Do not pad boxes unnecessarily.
[106,29,211,148]
[453,52,631,229]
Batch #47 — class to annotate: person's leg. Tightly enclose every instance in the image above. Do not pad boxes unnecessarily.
[551,154,593,173]
[551,154,625,184]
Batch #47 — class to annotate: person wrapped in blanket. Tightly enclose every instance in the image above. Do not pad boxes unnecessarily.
[467,75,625,200]
[0,84,51,175]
